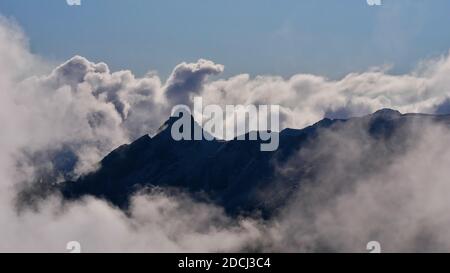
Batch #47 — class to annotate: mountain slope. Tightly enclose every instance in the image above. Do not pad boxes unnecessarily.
[60,109,450,217]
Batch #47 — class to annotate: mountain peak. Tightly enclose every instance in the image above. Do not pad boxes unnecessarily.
[155,110,195,134]
[155,111,215,140]
[61,109,450,217]
[372,108,402,119]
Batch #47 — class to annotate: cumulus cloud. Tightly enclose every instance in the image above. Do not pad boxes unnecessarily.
[2,45,225,179]
[164,59,224,106]
[261,120,450,252]
[0,17,262,253]
[3,191,261,253]
[198,57,450,130]
[3,14,450,252]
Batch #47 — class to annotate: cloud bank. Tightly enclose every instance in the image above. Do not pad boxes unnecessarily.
[3,16,450,252]
[264,120,450,252]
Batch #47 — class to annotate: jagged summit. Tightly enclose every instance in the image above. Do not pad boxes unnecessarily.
[60,108,446,217]
[154,111,209,139]
[155,114,185,135]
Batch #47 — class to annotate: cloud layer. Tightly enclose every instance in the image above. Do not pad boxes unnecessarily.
[3,16,450,252]
[264,121,450,252]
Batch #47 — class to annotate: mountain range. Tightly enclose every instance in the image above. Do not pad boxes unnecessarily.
[58,109,450,217]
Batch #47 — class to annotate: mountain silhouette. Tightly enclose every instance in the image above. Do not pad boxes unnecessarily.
[59,109,450,217]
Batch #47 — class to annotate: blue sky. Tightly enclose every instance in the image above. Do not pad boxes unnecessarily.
[1,0,450,79]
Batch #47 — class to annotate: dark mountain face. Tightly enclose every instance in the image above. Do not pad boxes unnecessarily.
[59,109,450,217]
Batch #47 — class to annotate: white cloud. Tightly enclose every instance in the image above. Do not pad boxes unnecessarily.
[263,121,450,252]
[3,192,261,253]
[3,15,450,252]
[199,54,450,129]
[165,59,224,106]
